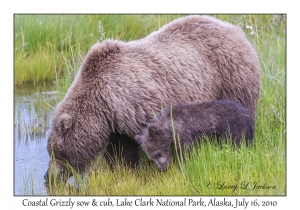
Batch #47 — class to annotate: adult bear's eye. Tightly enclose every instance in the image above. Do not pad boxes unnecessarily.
[154,152,162,159]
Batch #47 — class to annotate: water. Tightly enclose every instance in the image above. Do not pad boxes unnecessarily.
[14,81,58,195]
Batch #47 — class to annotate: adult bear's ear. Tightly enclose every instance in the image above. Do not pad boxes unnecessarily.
[57,113,73,134]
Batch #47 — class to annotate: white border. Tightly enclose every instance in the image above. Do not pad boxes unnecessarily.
[3,0,298,209]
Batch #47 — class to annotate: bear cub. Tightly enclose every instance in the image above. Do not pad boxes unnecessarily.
[135,100,254,171]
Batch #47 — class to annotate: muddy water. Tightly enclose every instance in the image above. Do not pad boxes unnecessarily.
[14,81,58,195]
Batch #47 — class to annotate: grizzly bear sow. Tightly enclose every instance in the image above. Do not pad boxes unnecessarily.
[135,100,254,171]
[45,15,260,180]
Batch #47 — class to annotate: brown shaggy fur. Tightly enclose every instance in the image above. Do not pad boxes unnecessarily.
[135,100,254,171]
[45,15,260,179]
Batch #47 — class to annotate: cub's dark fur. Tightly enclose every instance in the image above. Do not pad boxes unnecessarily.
[135,100,254,170]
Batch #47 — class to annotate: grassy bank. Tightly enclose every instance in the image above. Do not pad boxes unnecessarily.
[14,15,183,85]
[16,15,286,195]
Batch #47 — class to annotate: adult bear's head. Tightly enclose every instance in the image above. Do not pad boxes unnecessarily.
[45,98,110,182]
[44,41,123,182]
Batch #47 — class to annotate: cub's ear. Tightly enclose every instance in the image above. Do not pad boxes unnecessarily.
[134,134,144,145]
[148,124,159,141]
[57,113,73,134]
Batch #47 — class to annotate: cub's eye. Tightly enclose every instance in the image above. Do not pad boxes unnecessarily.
[154,152,162,159]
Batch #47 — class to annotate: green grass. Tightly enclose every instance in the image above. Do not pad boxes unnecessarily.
[15,15,286,195]
[184,139,285,195]
[14,14,183,85]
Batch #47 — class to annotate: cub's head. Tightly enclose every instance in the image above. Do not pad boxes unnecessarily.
[135,123,173,171]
